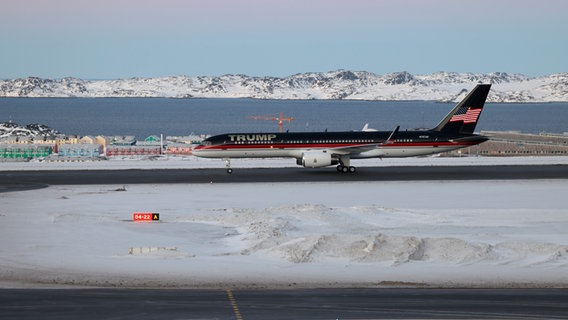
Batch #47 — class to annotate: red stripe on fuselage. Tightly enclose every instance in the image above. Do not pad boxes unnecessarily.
[196,140,479,151]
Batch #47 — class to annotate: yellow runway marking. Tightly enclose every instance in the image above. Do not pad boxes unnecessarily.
[226,289,244,320]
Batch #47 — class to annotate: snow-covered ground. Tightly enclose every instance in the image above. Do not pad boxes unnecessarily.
[2,154,568,171]
[1,156,567,289]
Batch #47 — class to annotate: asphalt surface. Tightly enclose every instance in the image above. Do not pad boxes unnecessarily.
[1,288,567,320]
[1,165,568,188]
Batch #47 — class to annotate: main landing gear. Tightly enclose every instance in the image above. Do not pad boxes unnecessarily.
[337,156,356,173]
[336,164,356,173]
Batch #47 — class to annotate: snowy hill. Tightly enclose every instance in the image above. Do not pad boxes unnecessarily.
[1,71,568,102]
[0,121,61,138]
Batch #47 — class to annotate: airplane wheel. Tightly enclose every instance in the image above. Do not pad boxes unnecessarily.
[341,166,349,173]
[336,165,344,172]
[349,166,356,173]
[227,168,233,174]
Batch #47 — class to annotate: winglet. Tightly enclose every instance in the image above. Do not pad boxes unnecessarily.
[384,125,400,144]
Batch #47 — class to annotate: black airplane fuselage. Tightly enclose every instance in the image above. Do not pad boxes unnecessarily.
[198,130,487,157]
[193,84,492,173]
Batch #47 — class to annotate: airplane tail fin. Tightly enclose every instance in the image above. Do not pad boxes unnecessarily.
[432,84,491,134]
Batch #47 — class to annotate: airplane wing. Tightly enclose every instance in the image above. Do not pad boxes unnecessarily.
[328,126,399,156]
[328,143,380,155]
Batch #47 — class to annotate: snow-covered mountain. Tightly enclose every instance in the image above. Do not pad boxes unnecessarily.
[0,121,62,138]
[1,71,567,102]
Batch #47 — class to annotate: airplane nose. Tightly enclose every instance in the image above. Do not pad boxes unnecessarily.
[192,145,213,157]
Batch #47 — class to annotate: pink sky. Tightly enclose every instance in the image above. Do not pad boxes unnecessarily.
[1,0,567,78]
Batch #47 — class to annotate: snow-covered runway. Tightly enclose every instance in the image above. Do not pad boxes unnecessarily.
[2,177,567,288]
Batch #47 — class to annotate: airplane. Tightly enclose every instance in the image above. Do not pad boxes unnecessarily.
[192,84,491,173]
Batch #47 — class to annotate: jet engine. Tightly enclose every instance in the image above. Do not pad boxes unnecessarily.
[299,151,338,168]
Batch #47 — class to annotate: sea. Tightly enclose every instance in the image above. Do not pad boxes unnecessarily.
[1,98,567,138]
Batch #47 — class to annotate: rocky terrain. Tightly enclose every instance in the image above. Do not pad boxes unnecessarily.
[0,121,61,138]
[1,71,567,102]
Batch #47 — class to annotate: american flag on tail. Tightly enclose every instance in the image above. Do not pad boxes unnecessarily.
[449,106,482,124]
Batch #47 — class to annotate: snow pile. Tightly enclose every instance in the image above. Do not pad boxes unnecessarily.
[1,180,567,288]
[194,204,568,267]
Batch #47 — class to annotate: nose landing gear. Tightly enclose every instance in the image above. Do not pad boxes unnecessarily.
[224,158,233,174]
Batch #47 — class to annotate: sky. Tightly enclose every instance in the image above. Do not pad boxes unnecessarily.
[1,0,567,79]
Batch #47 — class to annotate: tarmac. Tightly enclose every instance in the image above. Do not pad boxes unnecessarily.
[1,164,568,189]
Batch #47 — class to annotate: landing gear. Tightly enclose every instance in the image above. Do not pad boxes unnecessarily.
[224,158,233,174]
[336,165,356,173]
[337,156,356,173]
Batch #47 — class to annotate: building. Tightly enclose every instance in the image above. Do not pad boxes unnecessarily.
[103,135,163,157]
[164,135,205,155]
[79,136,96,144]
[165,143,194,155]
[108,136,136,146]
[56,136,80,146]
[31,135,59,146]
[105,145,161,157]
[0,144,53,160]
[57,143,103,158]
[140,135,161,145]
[448,131,568,156]
[166,134,207,145]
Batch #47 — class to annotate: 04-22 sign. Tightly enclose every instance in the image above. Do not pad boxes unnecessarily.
[133,212,160,221]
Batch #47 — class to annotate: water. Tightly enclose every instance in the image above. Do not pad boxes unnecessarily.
[1,98,566,138]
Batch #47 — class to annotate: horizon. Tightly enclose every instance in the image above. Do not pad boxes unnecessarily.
[1,0,567,79]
